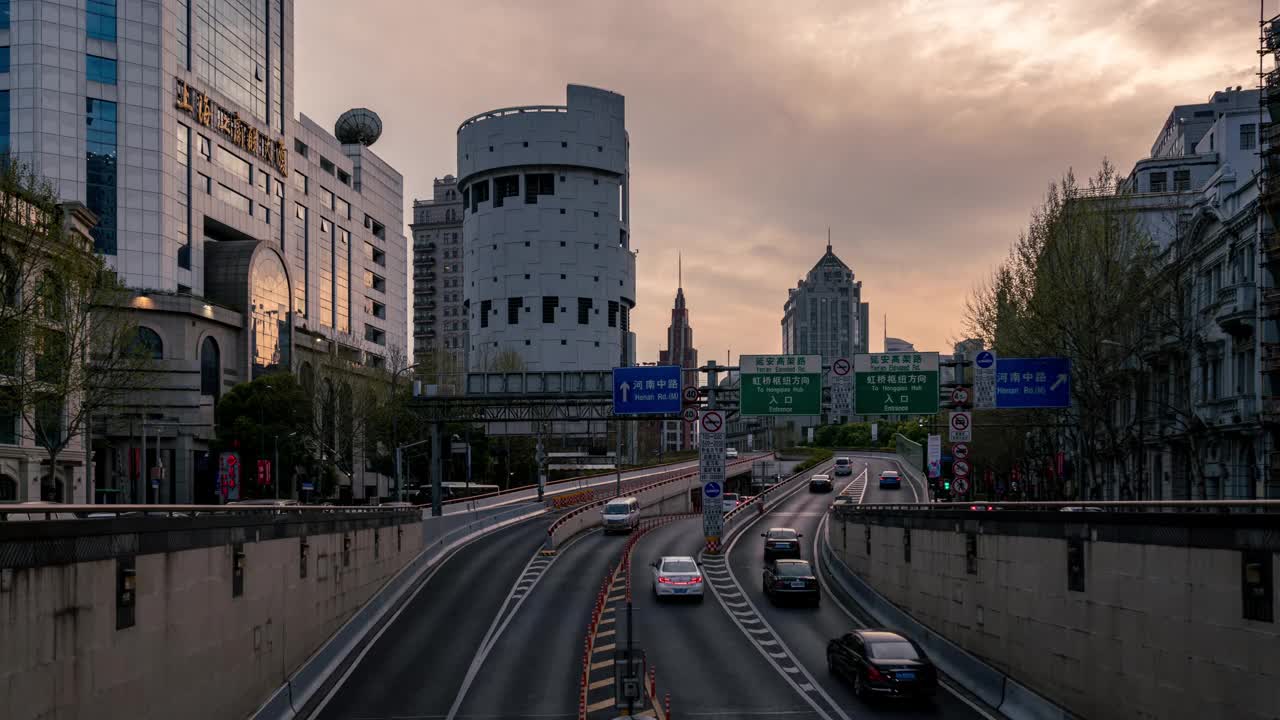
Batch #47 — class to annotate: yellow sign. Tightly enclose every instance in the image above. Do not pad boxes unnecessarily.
[175,78,288,177]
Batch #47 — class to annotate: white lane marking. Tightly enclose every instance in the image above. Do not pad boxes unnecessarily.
[443,530,594,720]
[814,510,999,720]
[800,683,815,692]
[701,459,850,720]
[305,512,551,720]
[769,651,787,659]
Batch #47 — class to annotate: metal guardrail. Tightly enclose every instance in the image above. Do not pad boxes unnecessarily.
[0,503,412,518]
[842,500,1280,513]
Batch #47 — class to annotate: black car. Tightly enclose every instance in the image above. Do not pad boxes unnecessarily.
[762,558,819,606]
[761,527,802,560]
[827,629,938,702]
[808,474,833,493]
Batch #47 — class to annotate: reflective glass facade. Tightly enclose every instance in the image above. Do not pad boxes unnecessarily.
[0,91,8,157]
[336,226,350,333]
[291,203,307,317]
[86,55,117,85]
[250,250,291,377]
[319,217,333,327]
[86,0,116,42]
[193,0,268,123]
[86,98,117,255]
[176,123,191,269]
[0,47,9,74]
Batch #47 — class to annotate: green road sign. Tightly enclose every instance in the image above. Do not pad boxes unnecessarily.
[854,352,940,415]
[740,354,822,416]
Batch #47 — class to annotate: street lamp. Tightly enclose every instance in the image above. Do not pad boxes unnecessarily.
[390,362,425,502]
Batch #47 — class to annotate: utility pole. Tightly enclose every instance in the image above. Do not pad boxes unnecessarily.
[614,418,623,497]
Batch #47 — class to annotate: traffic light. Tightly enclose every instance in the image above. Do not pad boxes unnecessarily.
[943,480,951,491]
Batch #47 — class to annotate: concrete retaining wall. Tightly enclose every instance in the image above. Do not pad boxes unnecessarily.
[831,510,1280,720]
[0,515,421,720]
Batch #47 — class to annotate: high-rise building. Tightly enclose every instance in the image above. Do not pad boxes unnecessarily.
[781,240,869,365]
[658,257,697,451]
[410,176,465,388]
[457,85,636,372]
[884,337,915,353]
[1,1,406,503]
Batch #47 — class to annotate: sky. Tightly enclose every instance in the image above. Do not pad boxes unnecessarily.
[294,0,1260,364]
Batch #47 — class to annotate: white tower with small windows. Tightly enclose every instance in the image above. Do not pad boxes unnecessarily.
[457,85,636,372]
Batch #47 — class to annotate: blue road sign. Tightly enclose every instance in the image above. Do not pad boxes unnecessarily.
[996,358,1071,408]
[613,366,682,415]
[703,481,722,498]
[975,350,996,369]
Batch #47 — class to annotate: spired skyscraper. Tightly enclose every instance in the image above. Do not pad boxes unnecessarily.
[658,256,697,451]
[781,238,869,364]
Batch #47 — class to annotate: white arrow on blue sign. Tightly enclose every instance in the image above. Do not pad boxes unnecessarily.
[613,366,682,415]
[703,481,722,498]
[975,351,996,369]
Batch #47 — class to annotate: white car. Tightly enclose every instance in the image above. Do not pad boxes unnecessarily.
[651,556,704,601]
[726,448,739,459]
[721,492,740,513]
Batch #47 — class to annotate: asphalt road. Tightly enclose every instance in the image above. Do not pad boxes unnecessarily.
[310,512,554,720]
[718,455,990,720]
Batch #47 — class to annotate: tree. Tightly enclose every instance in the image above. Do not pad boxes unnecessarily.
[0,159,154,501]
[964,162,1159,499]
[213,373,313,499]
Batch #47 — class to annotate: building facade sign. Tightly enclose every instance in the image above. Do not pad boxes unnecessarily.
[175,78,288,176]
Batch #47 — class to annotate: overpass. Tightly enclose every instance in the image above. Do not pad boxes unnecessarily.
[4,451,1276,720]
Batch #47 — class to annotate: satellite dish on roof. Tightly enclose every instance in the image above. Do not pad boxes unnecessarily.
[335,108,383,146]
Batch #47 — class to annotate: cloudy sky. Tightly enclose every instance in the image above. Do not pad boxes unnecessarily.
[295,0,1259,364]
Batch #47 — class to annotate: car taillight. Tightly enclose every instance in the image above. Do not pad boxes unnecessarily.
[775,579,787,588]
[658,576,672,584]
[866,665,885,682]
[970,505,978,510]
[690,576,702,584]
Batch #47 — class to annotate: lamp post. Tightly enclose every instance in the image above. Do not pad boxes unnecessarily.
[390,362,424,502]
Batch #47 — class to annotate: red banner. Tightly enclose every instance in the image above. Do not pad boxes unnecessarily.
[257,459,272,487]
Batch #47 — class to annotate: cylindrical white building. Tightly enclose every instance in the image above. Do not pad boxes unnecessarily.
[458,85,636,372]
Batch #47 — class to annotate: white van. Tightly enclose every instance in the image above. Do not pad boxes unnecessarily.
[601,497,640,534]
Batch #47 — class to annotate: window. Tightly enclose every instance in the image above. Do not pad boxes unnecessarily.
[608,300,618,328]
[322,188,334,211]
[471,180,489,211]
[294,170,308,194]
[365,297,386,319]
[294,139,308,157]
[1241,123,1257,151]
[0,91,8,156]
[87,0,116,42]
[480,299,491,328]
[462,187,470,211]
[35,329,66,383]
[0,47,9,74]
[335,196,350,219]
[364,325,386,346]
[365,215,386,240]
[577,298,592,325]
[508,297,522,324]
[215,183,251,213]
[214,146,252,183]
[338,169,351,186]
[363,271,385,293]
[524,173,554,204]
[133,327,163,360]
[1173,169,1191,192]
[198,135,210,160]
[34,394,63,449]
[320,156,335,175]
[86,55,117,85]
[0,2,8,30]
[365,242,385,267]
[1242,549,1273,622]
[86,98,117,254]
[1149,171,1167,193]
[198,172,211,193]
[200,336,220,399]
[0,394,16,445]
[494,175,519,207]
[176,122,191,269]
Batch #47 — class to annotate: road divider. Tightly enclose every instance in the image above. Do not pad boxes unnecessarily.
[547,456,762,553]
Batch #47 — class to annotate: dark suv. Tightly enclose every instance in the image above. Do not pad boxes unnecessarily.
[762,527,802,560]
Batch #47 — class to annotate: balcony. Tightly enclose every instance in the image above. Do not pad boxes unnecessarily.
[1210,396,1258,427]
[421,300,437,311]
[1215,283,1256,336]
[1262,288,1280,319]
[1263,396,1280,425]
[423,256,437,268]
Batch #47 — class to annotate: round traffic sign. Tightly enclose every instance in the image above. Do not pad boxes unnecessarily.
[951,387,970,405]
[975,351,995,369]
[683,386,700,403]
[832,358,851,376]
[954,477,970,494]
[682,407,698,423]
[950,412,970,432]
[952,443,970,460]
[701,410,724,434]
[703,481,722,499]
[953,460,971,477]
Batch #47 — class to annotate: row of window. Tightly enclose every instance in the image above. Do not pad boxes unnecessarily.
[463,173,555,212]
[475,297,620,328]
[294,138,351,187]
